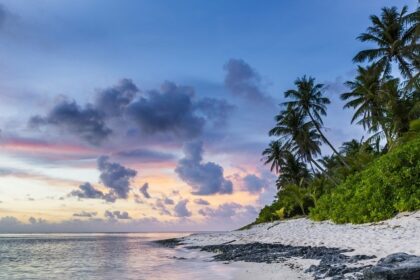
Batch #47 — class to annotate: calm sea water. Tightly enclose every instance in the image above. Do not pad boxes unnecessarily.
[0,233,237,280]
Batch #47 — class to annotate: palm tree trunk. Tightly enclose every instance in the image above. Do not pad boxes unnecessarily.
[309,161,316,175]
[299,203,306,215]
[307,111,351,169]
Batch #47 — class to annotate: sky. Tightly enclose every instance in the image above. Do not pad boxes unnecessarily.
[0,0,417,232]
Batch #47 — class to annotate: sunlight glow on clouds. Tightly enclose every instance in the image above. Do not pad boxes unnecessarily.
[0,0,398,232]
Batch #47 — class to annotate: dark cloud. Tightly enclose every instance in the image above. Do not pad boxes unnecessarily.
[174,199,191,217]
[29,100,111,145]
[194,97,235,126]
[70,182,108,200]
[104,210,131,220]
[163,197,174,205]
[69,156,136,202]
[194,198,210,205]
[242,174,266,193]
[224,58,272,104]
[28,79,234,145]
[94,79,138,117]
[73,211,97,218]
[127,81,205,139]
[115,148,174,163]
[175,141,233,195]
[97,156,137,199]
[139,183,151,199]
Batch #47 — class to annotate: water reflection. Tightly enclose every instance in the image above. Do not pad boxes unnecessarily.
[0,233,236,280]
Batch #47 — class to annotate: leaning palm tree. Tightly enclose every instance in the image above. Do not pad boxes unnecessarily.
[283,76,350,168]
[271,107,338,185]
[342,64,391,144]
[271,108,325,173]
[262,140,289,174]
[353,6,418,79]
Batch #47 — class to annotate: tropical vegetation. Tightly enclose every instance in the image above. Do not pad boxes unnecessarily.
[256,4,420,224]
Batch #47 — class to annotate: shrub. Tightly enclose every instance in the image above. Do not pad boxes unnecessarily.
[310,138,420,223]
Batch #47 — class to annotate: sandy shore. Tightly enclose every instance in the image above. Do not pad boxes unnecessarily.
[230,261,312,280]
[179,211,420,279]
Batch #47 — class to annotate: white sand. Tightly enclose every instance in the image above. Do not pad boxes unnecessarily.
[230,261,312,280]
[182,211,420,278]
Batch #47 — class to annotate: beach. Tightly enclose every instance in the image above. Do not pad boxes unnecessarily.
[163,211,420,279]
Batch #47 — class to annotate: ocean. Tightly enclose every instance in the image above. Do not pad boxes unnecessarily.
[0,233,237,280]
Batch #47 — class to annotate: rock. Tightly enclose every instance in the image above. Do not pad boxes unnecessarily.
[153,237,184,248]
[187,242,376,279]
[363,253,420,280]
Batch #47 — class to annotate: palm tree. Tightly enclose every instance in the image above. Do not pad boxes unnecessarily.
[270,107,331,178]
[262,140,289,174]
[353,6,418,79]
[340,139,363,156]
[281,184,308,215]
[283,76,350,168]
[342,64,392,144]
[275,152,310,190]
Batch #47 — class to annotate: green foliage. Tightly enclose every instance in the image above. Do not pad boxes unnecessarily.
[310,138,420,223]
[258,4,419,226]
[255,202,283,223]
[274,208,285,220]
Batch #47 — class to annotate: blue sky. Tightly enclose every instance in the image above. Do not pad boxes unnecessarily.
[0,0,417,232]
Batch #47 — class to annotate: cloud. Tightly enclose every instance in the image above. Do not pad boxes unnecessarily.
[198,202,241,218]
[29,100,112,145]
[139,183,151,199]
[126,81,205,139]
[69,156,137,202]
[242,174,266,193]
[174,199,191,217]
[104,210,131,220]
[163,197,174,205]
[70,182,112,201]
[94,79,138,117]
[194,97,235,126]
[115,148,175,163]
[194,198,210,205]
[73,211,97,218]
[224,58,272,104]
[175,141,233,195]
[199,203,258,221]
[28,79,234,145]
[97,156,137,199]
[153,199,171,216]
[133,194,143,204]
[28,217,48,224]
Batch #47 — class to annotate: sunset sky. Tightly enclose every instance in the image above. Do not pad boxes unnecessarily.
[0,0,416,232]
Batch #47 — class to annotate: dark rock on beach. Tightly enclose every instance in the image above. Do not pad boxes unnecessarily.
[363,253,420,280]
[155,238,420,280]
[187,242,376,279]
[153,237,184,248]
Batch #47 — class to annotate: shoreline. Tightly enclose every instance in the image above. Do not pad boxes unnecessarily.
[156,211,420,279]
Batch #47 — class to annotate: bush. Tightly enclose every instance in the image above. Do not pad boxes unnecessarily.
[310,138,420,223]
